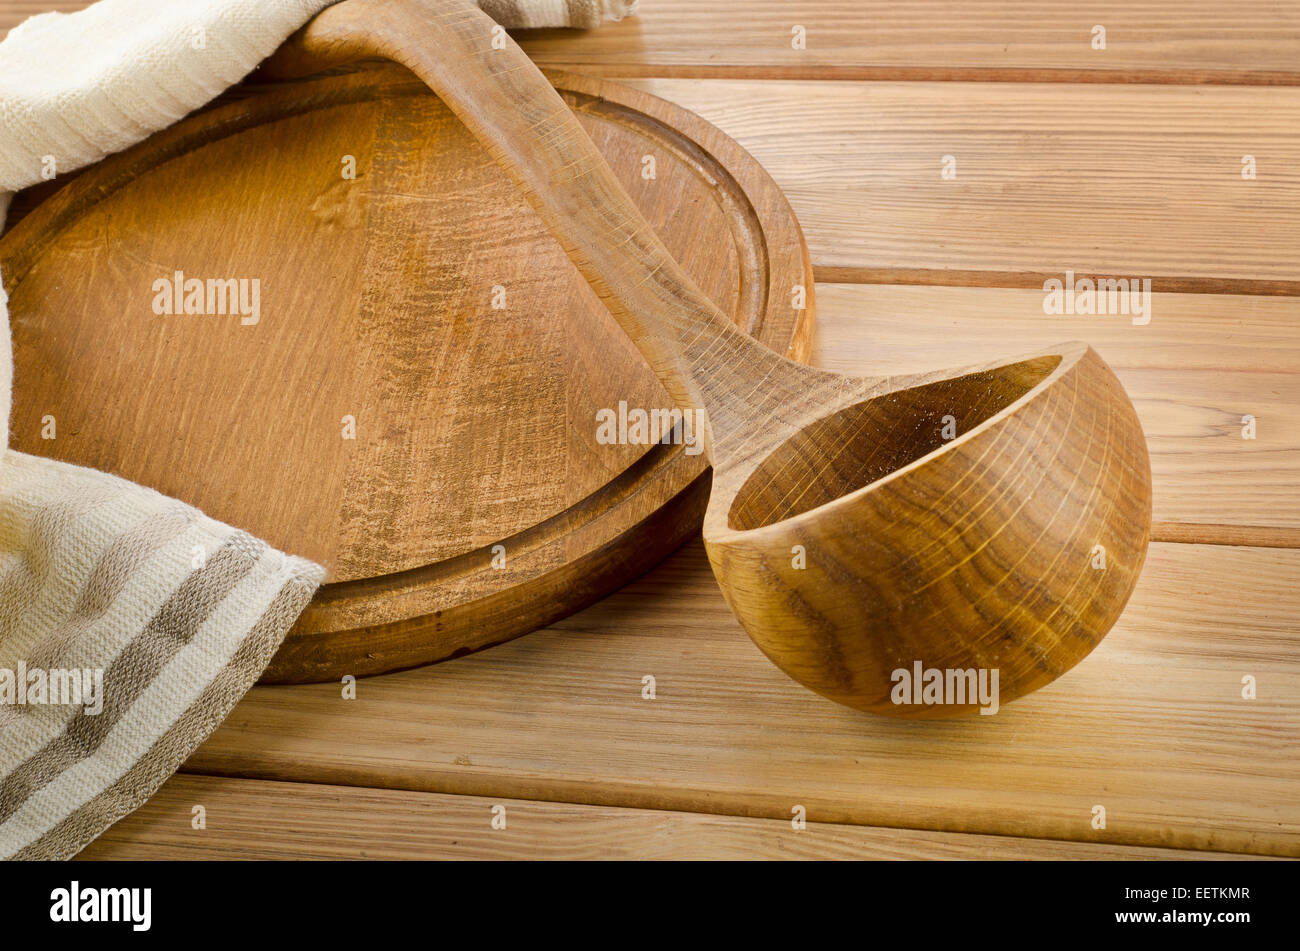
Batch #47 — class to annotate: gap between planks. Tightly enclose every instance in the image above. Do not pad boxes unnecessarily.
[532,65,1300,87]
[814,268,1300,299]
[82,773,1269,861]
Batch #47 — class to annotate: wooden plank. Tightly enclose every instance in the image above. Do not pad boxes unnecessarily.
[622,79,1300,288]
[812,284,1300,542]
[520,2,1300,85]
[185,540,1300,857]
[7,3,1300,84]
[81,774,1258,860]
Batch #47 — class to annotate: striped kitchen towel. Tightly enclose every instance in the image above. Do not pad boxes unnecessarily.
[0,0,637,860]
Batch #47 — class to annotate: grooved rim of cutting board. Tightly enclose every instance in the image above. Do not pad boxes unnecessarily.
[0,65,814,683]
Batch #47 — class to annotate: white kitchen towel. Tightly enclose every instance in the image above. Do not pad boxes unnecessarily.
[0,0,636,861]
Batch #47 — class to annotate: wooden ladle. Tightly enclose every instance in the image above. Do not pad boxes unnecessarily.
[275,0,1152,717]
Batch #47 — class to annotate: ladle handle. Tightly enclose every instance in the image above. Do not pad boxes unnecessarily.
[283,0,781,458]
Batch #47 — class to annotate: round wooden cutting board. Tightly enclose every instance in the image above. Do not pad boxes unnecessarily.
[0,64,814,683]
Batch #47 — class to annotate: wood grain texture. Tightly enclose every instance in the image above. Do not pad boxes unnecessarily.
[813,284,1300,543]
[6,2,1300,84]
[0,63,813,683]
[4,0,1294,860]
[705,344,1151,716]
[621,79,1300,289]
[184,539,1300,857]
[519,2,1300,85]
[288,0,1150,716]
[80,774,1263,860]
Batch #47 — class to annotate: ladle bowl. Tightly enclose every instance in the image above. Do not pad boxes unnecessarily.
[278,0,1153,716]
[704,343,1150,716]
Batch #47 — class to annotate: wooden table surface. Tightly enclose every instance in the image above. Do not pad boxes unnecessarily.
[4,1,1297,860]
